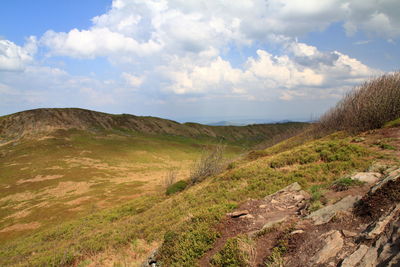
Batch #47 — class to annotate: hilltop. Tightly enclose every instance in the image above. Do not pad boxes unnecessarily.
[0,108,307,144]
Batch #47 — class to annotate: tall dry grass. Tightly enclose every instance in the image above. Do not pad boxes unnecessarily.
[317,72,400,133]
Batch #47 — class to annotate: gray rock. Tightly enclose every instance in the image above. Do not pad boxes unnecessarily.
[341,245,369,267]
[370,168,400,194]
[227,210,249,218]
[351,172,381,184]
[364,204,400,240]
[307,196,360,225]
[312,230,344,264]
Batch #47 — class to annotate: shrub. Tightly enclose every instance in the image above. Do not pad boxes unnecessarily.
[166,180,188,195]
[190,144,225,184]
[211,237,254,267]
[317,72,400,134]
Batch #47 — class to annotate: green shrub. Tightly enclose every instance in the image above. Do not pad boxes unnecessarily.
[211,237,251,267]
[166,180,188,195]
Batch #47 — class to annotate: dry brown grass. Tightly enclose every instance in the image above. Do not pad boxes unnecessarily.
[317,72,400,134]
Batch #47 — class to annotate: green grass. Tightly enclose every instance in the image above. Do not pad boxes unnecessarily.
[0,130,381,266]
[211,236,252,267]
[0,129,244,243]
[166,180,188,195]
[384,117,400,128]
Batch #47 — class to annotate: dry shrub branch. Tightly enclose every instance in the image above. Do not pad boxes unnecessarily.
[316,72,400,134]
[190,144,225,184]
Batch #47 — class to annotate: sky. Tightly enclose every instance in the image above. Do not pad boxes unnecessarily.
[0,0,399,123]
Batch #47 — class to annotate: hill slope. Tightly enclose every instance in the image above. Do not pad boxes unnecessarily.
[0,108,308,145]
[1,119,398,266]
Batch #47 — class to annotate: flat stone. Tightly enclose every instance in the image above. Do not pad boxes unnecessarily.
[365,204,400,240]
[312,230,344,264]
[290,230,304,235]
[342,230,357,238]
[227,210,249,218]
[370,168,400,194]
[307,196,361,225]
[259,204,267,208]
[240,214,254,219]
[261,216,288,231]
[351,172,381,184]
[341,245,369,267]
[358,246,378,267]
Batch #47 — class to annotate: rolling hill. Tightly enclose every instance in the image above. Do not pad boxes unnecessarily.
[0,108,308,246]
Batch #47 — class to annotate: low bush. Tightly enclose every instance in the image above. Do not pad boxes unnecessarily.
[166,180,188,195]
[211,237,253,267]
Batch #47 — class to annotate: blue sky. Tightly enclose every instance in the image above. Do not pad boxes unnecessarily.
[0,0,399,123]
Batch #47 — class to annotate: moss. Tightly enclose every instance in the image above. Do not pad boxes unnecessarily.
[166,180,188,195]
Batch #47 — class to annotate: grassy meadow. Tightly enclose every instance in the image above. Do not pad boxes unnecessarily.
[0,128,244,244]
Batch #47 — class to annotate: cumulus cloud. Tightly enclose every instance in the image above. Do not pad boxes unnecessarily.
[3,0,396,118]
[158,41,380,101]
[0,37,37,72]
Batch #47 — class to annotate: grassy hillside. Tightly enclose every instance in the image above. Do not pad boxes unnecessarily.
[0,108,308,145]
[0,109,308,248]
[2,123,399,266]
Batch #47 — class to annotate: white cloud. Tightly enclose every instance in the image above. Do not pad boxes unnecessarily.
[159,41,380,101]
[41,28,162,59]
[122,72,144,87]
[0,37,37,72]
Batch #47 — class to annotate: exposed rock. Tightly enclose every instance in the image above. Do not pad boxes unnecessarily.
[240,214,254,219]
[141,249,159,267]
[259,204,267,208]
[270,199,279,204]
[307,195,360,225]
[341,245,369,267]
[358,246,378,267]
[342,230,357,238]
[227,210,249,218]
[363,204,400,240]
[311,230,344,264]
[370,168,400,194]
[290,230,304,235]
[351,172,381,184]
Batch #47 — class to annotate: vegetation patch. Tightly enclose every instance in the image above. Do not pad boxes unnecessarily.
[211,236,254,267]
[317,72,400,133]
[166,180,188,195]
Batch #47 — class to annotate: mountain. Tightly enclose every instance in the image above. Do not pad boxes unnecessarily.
[0,108,308,145]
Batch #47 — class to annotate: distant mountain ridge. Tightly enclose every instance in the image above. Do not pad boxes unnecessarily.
[0,108,309,144]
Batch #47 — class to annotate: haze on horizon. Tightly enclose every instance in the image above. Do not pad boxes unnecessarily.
[0,0,399,123]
